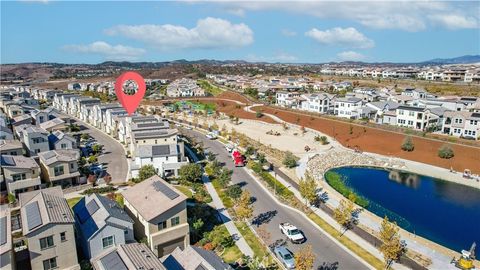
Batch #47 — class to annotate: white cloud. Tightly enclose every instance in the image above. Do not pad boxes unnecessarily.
[63,41,145,61]
[281,29,297,37]
[337,51,366,61]
[429,14,479,30]
[105,17,254,50]
[209,1,479,31]
[225,8,245,17]
[305,27,374,49]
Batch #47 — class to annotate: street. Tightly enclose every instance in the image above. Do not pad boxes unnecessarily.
[180,128,369,270]
[72,119,129,183]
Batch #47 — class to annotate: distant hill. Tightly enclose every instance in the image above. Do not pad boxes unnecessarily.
[420,55,480,65]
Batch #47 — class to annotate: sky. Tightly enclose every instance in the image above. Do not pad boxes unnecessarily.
[1,1,479,64]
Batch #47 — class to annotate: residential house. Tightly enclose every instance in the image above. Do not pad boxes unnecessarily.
[162,245,233,270]
[0,207,14,270]
[40,118,67,132]
[105,108,128,135]
[0,155,41,196]
[72,194,134,260]
[131,144,189,178]
[0,126,13,140]
[91,104,122,129]
[334,97,363,119]
[401,88,436,99]
[166,78,205,97]
[395,105,434,130]
[11,114,32,127]
[5,104,24,118]
[91,243,166,270]
[38,150,80,187]
[366,101,401,124]
[19,187,80,270]
[48,130,77,150]
[276,91,301,108]
[122,176,189,257]
[442,111,480,140]
[30,109,49,124]
[22,126,49,156]
[299,93,335,114]
[0,139,23,155]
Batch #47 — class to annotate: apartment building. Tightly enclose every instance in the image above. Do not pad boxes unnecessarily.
[91,243,166,270]
[19,187,80,270]
[38,150,80,187]
[72,194,134,260]
[123,176,189,257]
[21,126,49,156]
[1,155,41,196]
[442,111,480,140]
[334,97,363,119]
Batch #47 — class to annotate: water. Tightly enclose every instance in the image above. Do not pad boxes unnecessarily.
[328,166,480,252]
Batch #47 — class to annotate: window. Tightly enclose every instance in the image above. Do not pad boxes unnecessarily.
[409,111,415,117]
[102,236,115,249]
[408,120,414,125]
[54,166,64,176]
[12,173,27,182]
[470,120,478,125]
[40,236,54,249]
[70,163,74,169]
[158,221,167,230]
[171,216,180,227]
[43,257,57,270]
[61,143,67,149]
[60,232,66,242]
[124,228,128,234]
[398,110,404,115]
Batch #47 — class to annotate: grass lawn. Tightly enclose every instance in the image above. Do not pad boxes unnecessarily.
[173,185,193,198]
[212,179,234,208]
[235,222,272,260]
[308,213,384,269]
[215,225,243,263]
[67,197,82,208]
[198,80,224,96]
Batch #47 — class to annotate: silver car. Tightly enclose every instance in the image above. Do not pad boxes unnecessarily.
[274,246,295,269]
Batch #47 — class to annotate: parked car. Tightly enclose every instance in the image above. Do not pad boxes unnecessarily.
[273,246,295,269]
[206,132,217,140]
[279,223,305,244]
[225,144,234,153]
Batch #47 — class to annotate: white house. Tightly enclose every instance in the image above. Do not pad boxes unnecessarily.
[299,93,335,114]
[442,111,480,140]
[334,97,363,119]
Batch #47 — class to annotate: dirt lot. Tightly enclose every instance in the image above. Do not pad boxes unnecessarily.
[256,106,480,174]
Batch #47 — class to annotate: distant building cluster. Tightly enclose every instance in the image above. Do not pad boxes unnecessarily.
[166,78,205,97]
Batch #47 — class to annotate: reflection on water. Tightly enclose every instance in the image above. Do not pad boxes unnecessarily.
[328,166,480,252]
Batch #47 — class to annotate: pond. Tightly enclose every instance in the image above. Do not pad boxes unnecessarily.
[327,166,480,252]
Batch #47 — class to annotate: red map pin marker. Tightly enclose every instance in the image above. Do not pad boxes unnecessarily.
[115,71,146,115]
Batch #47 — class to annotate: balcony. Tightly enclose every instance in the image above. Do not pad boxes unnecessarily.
[7,176,41,194]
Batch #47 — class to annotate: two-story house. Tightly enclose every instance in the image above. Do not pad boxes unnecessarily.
[275,91,301,108]
[1,155,41,196]
[39,118,67,132]
[48,130,77,150]
[442,111,480,140]
[0,139,23,155]
[22,126,49,156]
[334,97,363,119]
[38,150,80,187]
[395,105,435,131]
[123,176,189,257]
[19,187,80,270]
[299,93,335,114]
[72,194,134,260]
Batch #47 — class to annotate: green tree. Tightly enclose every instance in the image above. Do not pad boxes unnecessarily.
[138,164,156,182]
[217,169,232,188]
[226,184,243,201]
[299,173,318,205]
[294,245,315,270]
[282,151,297,168]
[438,144,454,159]
[87,155,97,164]
[379,216,403,269]
[179,163,203,183]
[92,144,103,154]
[236,190,253,222]
[333,199,355,232]
[191,218,204,243]
[401,136,414,152]
[7,193,16,204]
[256,111,263,118]
[81,133,90,141]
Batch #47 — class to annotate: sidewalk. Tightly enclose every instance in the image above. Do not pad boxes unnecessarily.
[185,146,254,258]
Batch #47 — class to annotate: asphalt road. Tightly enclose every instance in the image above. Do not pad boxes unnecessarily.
[180,128,369,270]
[72,119,129,183]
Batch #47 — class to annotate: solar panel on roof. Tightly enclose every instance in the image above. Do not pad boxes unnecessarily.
[100,251,128,270]
[26,201,43,231]
[0,156,15,166]
[152,181,179,200]
[76,199,100,224]
[0,217,7,245]
[152,145,170,156]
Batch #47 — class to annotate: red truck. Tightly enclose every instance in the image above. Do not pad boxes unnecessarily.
[231,149,246,167]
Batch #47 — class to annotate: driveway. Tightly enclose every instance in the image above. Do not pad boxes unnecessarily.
[180,128,369,270]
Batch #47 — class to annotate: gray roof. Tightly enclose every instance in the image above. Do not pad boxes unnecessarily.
[368,101,400,111]
[24,125,48,135]
[48,130,75,145]
[38,149,79,166]
[132,129,178,140]
[429,107,450,117]
[397,105,425,112]
[73,194,133,241]
[39,118,65,130]
[136,144,178,158]
[335,97,362,103]
[122,176,186,221]
[19,187,74,235]
[162,245,232,270]
[0,155,39,169]
[92,243,166,270]
[0,206,11,255]
[130,115,159,124]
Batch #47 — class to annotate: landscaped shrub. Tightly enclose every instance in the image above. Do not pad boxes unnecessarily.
[82,186,117,195]
[438,144,454,159]
[282,151,297,168]
[401,136,414,152]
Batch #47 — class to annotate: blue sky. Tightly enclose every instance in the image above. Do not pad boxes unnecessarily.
[1,1,479,64]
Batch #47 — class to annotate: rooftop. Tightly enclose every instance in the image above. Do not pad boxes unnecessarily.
[0,139,22,152]
[39,118,65,130]
[136,144,178,158]
[19,186,74,235]
[38,149,79,166]
[162,245,232,270]
[92,243,166,270]
[122,175,186,221]
[0,154,39,169]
